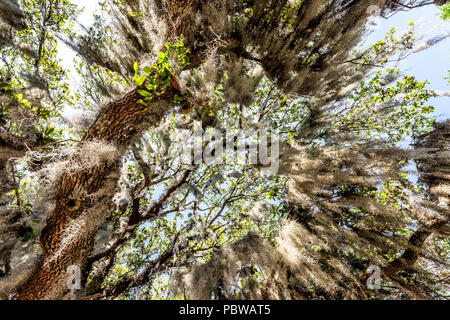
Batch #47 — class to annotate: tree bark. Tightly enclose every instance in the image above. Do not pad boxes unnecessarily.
[13,34,239,299]
[14,85,178,299]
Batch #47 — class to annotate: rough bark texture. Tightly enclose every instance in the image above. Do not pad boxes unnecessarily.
[14,86,177,299]
[12,33,239,299]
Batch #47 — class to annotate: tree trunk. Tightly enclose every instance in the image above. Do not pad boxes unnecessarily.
[14,86,177,299]
[12,19,239,296]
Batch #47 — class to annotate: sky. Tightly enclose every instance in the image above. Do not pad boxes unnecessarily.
[58,1,101,76]
[59,1,449,122]
[364,5,450,121]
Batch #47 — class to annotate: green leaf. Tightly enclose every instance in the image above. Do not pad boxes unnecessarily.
[21,99,31,107]
[45,127,55,136]
[0,82,12,91]
[145,84,156,91]
[143,66,151,76]
[134,61,139,73]
[135,76,146,86]
[138,90,150,97]
[157,52,165,63]
[440,3,450,20]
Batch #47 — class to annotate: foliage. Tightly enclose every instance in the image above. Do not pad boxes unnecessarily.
[440,2,450,20]
[0,0,448,301]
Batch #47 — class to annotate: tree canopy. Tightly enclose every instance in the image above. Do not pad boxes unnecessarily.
[0,0,449,300]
